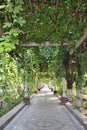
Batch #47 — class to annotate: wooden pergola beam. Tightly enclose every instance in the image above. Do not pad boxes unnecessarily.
[21,41,61,47]
[21,30,87,50]
[70,29,87,55]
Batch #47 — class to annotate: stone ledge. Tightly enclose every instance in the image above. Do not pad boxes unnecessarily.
[0,94,36,130]
[65,103,87,129]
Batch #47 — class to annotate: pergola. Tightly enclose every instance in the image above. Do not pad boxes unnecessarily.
[21,29,87,104]
[21,29,87,55]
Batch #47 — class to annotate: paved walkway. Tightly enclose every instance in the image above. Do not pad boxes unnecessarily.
[3,86,86,130]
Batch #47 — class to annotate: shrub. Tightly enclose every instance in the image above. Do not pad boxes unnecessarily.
[83,102,87,109]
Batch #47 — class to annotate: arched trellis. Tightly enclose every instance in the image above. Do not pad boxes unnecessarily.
[22,30,87,105]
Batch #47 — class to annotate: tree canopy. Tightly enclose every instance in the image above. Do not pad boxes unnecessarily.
[0,0,87,46]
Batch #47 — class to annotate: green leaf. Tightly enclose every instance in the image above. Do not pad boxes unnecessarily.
[0,5,5,9]
[0,42,15,53]
[0,35,10,42]
[6,2,13,12]
[11,39,19,45]
[17,17,25,26]
[13,5,23,14]
[10,28,20,36]
[17,0,24,5]
[0,47,4,53]
[3,22,12,28]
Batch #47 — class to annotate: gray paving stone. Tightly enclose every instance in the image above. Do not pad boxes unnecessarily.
[3,87,86,130]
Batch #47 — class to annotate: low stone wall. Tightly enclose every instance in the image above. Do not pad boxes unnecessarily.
[0,94,36,130]
[0,102,25,130]
[65,103,87,129]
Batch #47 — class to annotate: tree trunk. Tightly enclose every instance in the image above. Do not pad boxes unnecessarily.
[76,87,82,108]
[67,80,73,102]
[24,81,29,97]
[61,77,67,97]
[0,26,3,36]
[67,89,72,102]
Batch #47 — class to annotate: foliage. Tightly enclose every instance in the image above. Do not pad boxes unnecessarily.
[0,0,87,115]
[23,0,87,43]
[0,96,23,117]
[83,101,87,109]
[56,78,62,95]
[0,0,25,52]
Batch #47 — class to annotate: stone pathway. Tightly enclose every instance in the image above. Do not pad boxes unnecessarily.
[3,86,86,130]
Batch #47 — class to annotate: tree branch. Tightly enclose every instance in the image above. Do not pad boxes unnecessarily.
[55,0,59,10]
[70,29,87,55]
[29,0,33,15]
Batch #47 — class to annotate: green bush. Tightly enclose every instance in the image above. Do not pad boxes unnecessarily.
[56,79,62,95]
[57,86,62,95]
[0,96,23,117]
[83,101,87,109]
